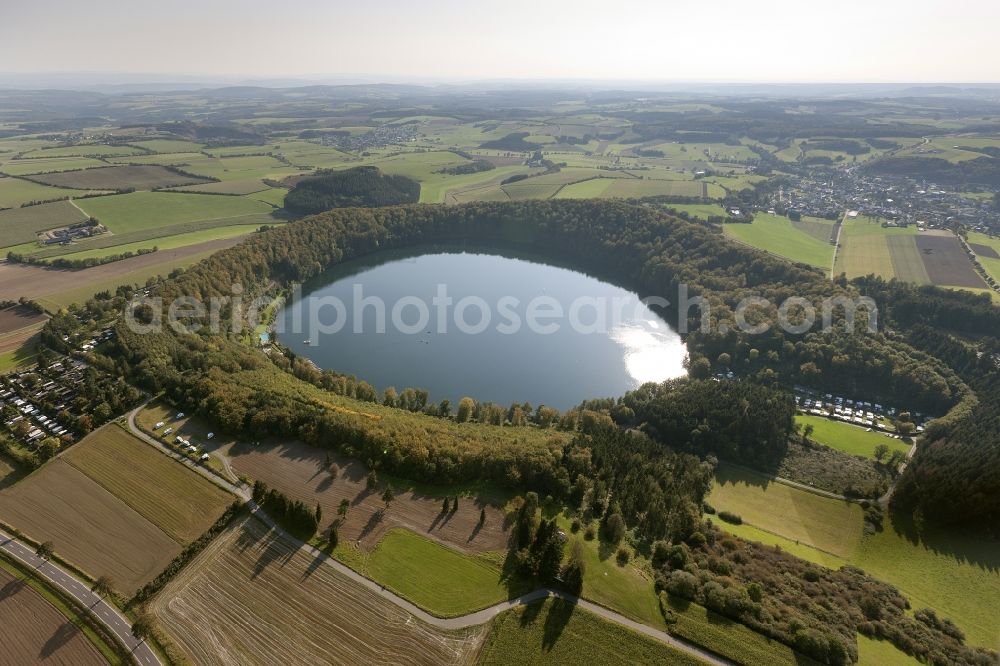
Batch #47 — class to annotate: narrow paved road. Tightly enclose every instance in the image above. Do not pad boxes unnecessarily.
[0,528,161,666]
[126,404,731,665]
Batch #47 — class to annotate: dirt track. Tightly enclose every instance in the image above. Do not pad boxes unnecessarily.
[225,441,511,554]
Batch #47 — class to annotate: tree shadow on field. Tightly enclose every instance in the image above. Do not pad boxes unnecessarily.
[315,473,336,494]
[541,598,575,651]
[40,621,80,659]
[301,548,327,581]
[518,599,544,628]
[357,510,384,542]
[234,521,267,555]
[428,509,455,534]
[0,577,26,601]
[250,529,295,580]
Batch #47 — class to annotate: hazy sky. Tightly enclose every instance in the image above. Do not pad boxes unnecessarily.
[3,0,998,82]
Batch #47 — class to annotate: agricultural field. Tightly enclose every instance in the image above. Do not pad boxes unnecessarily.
[27,165,210,191]
[151,516,486,666]
[968,231,1000,284]
[479,598,703,666]
[50,223,271,261]
[0,458,180,592]
[127,139,205,153]
[182,154,301,182]
[914,232,987,288]
[62,425,233,543]
[0,200,88,248]
[853,520,1000,649]
[0,304,47,336]
[0,305,47,371]
[0,238,244,309]
[0,564,110,666]
[0,424,233,592]
[21,144,145,159]
[707,464,864,559]
[796,415,910,459]
[75,191,274,235]
[216,437,511,553]
[834,220,987,289]
[0,177,109,208]
[0,157,110,176]
[169,178,270,195]
[362,529,514,617]
[723,213,835,268]
[602,177,713,199]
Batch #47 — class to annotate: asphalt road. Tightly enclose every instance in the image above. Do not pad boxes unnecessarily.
[126,404,731,665]
[0,527,161,666]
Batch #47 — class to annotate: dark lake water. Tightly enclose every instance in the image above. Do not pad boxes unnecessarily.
[276,248,687,410]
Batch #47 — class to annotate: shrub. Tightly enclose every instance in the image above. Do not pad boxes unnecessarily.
[666,570,700,600]
[718,510,743,525]
[615,547,630,566]
[583,525,596,541]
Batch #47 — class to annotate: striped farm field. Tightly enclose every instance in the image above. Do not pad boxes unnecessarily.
[61,425,233,543]
[151,516,486,666]
[0,424,233,593]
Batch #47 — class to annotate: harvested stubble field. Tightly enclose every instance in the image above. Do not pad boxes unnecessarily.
[0,459,180,592]
[0,566,109,666]
[28,165,210,191]
[62,426,233,543]
[151,517,486,666]
[225,440,510,553]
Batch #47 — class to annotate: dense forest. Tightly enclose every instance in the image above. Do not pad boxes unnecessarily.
[283,166,420,214]
[864,156,1000,188]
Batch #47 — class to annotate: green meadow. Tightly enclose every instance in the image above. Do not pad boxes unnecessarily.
[796,415,910,459]
[723,213,835,268]
[75,191,273,234]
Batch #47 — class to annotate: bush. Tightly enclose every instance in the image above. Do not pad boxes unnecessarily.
[570,518,581,533]
[583,525,596,541]
[666,570,700,600]
[615,547,630,566]
[718,510,743,525]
